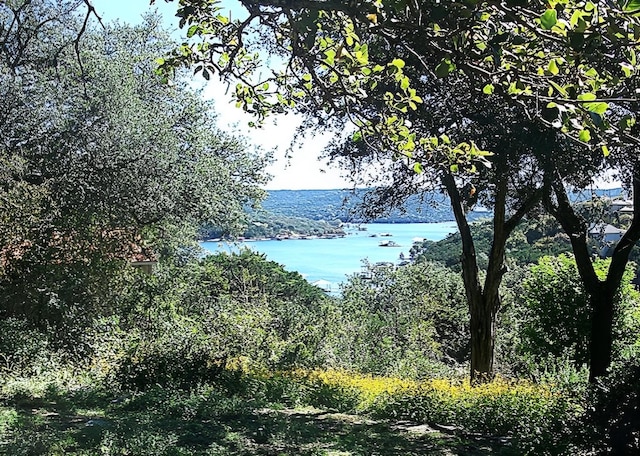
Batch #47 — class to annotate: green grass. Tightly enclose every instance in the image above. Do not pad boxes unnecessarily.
[0,377,524,456]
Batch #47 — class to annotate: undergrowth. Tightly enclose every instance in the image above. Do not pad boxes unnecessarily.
[0,365,591,455]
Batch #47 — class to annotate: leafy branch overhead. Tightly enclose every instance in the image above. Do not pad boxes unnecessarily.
[156,0,640,167]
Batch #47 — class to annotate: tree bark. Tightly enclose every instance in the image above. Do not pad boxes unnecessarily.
[469,292,496,383]
[443,173,489,382]
[588,283,617,381]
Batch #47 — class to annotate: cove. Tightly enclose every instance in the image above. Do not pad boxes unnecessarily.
[200,222,458,291]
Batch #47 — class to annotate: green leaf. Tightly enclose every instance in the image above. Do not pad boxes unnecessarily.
[435,59,455,78]
[602,145,610,156]
[579,129,591,142]
[624,0,640,12]
[390,58,406,69]
[577,93,597,101]
[548,59,559,75]
[187,24,199,38]
[324,49,336,65]
[621,63,633,78]
[482,84,495,94]
[413,162,424,174]
[584,68,599,78]
[570,10,583,27]
[585,102,608,115]
[540,9,558,30]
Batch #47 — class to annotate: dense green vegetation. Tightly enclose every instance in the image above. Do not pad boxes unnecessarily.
[2,247,640,454]
[411,216,573,271]
[199,211,345,240]
[3,1,640,454]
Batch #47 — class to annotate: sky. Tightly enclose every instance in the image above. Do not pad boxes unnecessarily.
[89,0,353,190]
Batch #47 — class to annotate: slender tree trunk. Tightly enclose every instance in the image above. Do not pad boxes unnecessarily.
[588,283,616,381]
[443,173,488,382]
[545,167,640,381]
[443,171,541,383]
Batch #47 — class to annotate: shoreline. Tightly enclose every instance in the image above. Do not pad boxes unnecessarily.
[201,220,464,244]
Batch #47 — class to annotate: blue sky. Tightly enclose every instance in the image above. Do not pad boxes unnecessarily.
[89,0,351,190]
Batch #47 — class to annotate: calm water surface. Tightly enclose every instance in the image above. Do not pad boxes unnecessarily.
[200,222,458,290]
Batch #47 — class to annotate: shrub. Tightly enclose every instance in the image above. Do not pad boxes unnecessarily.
[105,318,227,390]
[257,368,582,454]
[335,261,468,377]
[97,251,335,390]
[519,254,640,367]
[586,354,640,454]
[0,318,54,376]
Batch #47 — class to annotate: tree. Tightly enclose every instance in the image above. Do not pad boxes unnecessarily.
[327,81,565,380]
[158,0,640,381]
[337,261,468,376]
[543,159,640,381]
[0,2,269,344]
[158,0,640,151]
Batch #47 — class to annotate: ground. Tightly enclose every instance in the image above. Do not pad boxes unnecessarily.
[0,388,521,455]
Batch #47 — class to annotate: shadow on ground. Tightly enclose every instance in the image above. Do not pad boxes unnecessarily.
[0,388,517,455]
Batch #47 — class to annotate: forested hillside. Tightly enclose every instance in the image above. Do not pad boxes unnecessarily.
[259,189,489,223]
[199,211,345,240]
[257,188,623,224]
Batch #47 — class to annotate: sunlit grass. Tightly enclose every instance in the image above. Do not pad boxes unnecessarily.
[0,366,583,455]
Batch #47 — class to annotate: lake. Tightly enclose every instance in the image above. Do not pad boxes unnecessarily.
[200,222,458,291]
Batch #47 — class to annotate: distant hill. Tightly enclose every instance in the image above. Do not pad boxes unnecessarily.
[258,187,625,224]
[258,189,488,223]
[201,187,626,239]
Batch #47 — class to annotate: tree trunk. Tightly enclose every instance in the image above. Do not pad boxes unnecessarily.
[442,173,487,381]
[544,166,640,381]
[588,283,616,382]
[442,171,539,383]
[469,293,496,382]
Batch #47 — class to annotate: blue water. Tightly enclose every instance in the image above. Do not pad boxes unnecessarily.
[200,222,458,289]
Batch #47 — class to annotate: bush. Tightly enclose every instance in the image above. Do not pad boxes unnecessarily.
[0,318,54,376]
[519,254,640,367]
[108,322,227,390]
[334,261,468,377]
[96,251,335,390]
[253,368,583,455]
[586,354,640,454]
